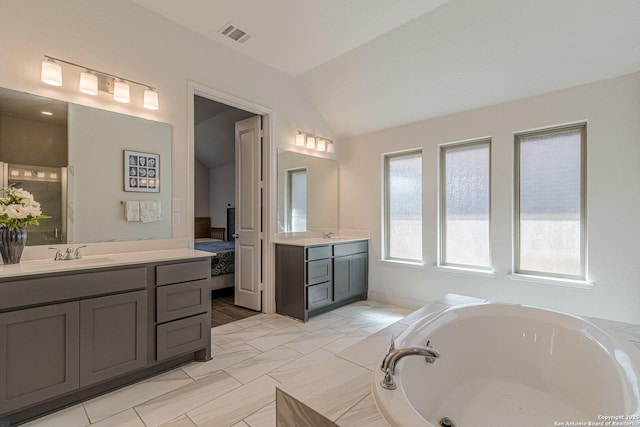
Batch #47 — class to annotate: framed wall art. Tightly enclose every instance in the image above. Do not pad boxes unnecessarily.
[124,150,160,193]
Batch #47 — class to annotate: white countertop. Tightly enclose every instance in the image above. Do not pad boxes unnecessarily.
[0,248,212,278]
[272,236,369,247]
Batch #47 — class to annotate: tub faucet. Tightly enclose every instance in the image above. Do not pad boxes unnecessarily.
[380,342,440,390]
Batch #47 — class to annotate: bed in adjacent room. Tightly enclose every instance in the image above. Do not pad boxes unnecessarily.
[194,216,235,290]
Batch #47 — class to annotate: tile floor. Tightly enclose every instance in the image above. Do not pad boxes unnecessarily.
[24,300,411,427]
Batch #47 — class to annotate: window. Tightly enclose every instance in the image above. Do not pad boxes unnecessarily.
[440,140,491,269]
[384,150,422,262]
[287,168,307,232]
[515,124,586,279]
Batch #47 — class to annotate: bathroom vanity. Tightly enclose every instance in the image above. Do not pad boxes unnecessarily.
[0,249,211,426]
[275,238,368,321]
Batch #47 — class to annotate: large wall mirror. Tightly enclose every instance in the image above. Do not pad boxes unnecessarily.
[277,149,338,233]
[0,87,172,246]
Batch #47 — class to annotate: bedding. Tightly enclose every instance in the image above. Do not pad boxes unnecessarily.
[195,238,235,277]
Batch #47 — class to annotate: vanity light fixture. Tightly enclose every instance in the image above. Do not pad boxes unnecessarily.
[113,80,131,103]
[79,71,98,95]
[143,89,159,110]
[40,55,159,110]
[306,135,316,149]
[40,58,62,86]
[294,130,334,153]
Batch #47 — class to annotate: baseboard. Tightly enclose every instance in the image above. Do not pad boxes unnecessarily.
[367,290,432,310]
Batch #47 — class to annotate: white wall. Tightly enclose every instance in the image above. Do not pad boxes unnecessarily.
[0,0,335,259]
[193,159,209,218]
[210,164,235,231]
[340,72,640,324]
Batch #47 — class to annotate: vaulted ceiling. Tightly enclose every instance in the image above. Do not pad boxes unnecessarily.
[132,0,640,138]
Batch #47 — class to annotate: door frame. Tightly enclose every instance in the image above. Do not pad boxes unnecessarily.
[187,81,273,314]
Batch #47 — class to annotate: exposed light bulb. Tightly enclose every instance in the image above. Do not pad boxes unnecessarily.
[41,59,62,86]
[79,71,98,95]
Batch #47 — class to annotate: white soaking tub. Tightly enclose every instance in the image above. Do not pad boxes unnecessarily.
[372,303,640,427]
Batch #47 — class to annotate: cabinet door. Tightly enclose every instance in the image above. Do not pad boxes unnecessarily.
[0,302,79,413]
[350,252,368,295]
[333,255,351,302]
[79,291,147,387]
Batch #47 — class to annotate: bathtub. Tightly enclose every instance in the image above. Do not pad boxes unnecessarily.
[372,303,640,427]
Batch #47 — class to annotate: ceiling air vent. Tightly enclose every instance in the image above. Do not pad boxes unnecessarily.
[219,22,252,44]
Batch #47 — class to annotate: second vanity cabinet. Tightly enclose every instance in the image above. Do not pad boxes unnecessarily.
[275,239,368,321]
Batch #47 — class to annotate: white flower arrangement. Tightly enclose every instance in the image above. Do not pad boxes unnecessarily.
[0,186,50,231]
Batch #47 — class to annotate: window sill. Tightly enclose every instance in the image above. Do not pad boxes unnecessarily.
[379,259,425,269]
[435,265,495,278]
[508,273,593,290]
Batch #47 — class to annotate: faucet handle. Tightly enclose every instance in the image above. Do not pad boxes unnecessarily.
[74,245,87,259]
[380,335,396,372]
[48,247,63,261]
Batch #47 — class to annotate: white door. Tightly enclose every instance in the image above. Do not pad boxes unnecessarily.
[234,116,262,311]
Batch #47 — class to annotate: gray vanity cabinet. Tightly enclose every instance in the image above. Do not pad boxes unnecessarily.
[276,239,368,321]
[79,291,147,387]
[0,255,211,426]
[0,302,80,413]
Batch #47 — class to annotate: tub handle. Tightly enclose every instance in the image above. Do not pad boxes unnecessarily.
[380,335,396,372]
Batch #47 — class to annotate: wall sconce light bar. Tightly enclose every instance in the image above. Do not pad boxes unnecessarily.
[41,55,159,110]
[295,131,334,153]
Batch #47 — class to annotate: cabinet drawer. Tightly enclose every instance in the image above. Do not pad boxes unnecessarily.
[157,279,209,323]
[307,259,332,285]
[307,282,333,311]
[333,241,368,257]
[0,267,147,310]
[156,313,209,361]
[156,260,210,286]
[306,245,331,261]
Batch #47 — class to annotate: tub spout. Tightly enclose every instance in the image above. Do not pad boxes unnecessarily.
[380,345,440,390]
[380,345,440,376]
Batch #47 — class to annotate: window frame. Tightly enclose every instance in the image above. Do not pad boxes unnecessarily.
[438,138,492,271]
[383,149,423,263]
[286,167,307,232]
[513,122,587,280]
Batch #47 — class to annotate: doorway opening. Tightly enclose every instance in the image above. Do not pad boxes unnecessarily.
[192,93,265,328]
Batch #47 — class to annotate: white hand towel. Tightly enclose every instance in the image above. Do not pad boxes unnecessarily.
[140,200,161,223]
[125,201,140,222]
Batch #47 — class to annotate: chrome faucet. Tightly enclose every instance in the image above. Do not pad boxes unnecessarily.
[49,245,87,261]
[322,231,335,239]
[73,245,87,259]
[379,339,440,390]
